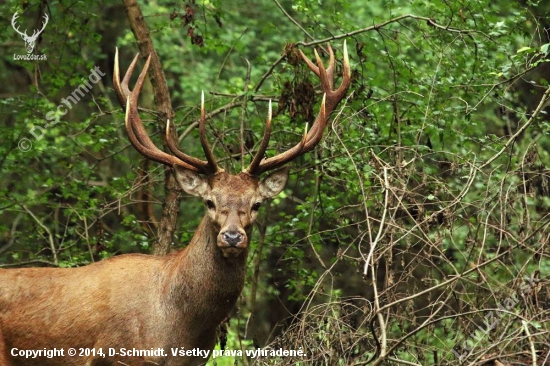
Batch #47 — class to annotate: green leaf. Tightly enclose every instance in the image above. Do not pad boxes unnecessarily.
[517,46,534,54]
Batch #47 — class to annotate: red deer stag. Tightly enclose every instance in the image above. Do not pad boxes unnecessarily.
[0,43,350,366]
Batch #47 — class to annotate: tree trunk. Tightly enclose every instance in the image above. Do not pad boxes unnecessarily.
[122,0,180,255]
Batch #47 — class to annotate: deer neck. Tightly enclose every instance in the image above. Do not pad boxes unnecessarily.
[161,215,249,325]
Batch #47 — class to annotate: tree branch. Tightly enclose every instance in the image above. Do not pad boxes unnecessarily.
[122,0,180,255]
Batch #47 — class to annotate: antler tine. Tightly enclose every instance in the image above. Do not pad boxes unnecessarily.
[38,13,49,33]
[113,49,139,108]
[11,12,26,37]
[114,50,198,171]
[299,44,336,89]
[125,97,191,169]
[246,41,350,176]
[335,42,351,102]
[121,54,160,151]
[245,100,273,174]
[164,121,202,168]
[163,91,223,175]
[198,91,222,174]
[316,46,334,92]
[164,114,221,175]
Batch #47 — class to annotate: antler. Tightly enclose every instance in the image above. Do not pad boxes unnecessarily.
[113,49,222,175]
[33,13,49,39]
[245,41,351,176]
[11,12,27,38]
[11,12,48,40]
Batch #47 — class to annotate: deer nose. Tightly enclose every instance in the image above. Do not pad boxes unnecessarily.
[222,231,243,246]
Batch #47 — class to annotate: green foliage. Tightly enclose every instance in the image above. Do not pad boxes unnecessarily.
[1,0,549,365]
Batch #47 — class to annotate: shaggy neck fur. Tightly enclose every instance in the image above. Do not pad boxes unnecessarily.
[162,215,249,329]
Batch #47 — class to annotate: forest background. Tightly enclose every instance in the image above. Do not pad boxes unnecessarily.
[1,0,549,364]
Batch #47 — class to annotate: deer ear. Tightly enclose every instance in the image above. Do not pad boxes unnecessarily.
[173,166,208,197]
[259,167,289,198]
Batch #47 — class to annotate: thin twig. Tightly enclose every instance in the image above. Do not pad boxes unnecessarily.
[272,0,314,41]
[522,321,537,366]
[371,255,387,364]
[21,204,58,265]
[294,14,486,49]
[363,166,390,276]
[241,58,251,171]
[480,85,550,169]
[377,251,508,314]
[177,97,274,143]
[306,169,327,269]
[0,213,23,256]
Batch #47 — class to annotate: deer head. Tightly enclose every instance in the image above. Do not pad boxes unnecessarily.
[173,167,288,257]
[11,12,49,54]
[0,43,351,366]
[113,43,350,258]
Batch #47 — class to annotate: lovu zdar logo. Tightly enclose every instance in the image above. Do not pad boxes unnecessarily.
[11,11,49,54]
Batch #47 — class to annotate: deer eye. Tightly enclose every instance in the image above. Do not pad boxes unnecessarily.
[251,202,261,212]
[206,199,216,210]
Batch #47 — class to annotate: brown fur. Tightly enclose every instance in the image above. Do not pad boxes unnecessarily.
[1,41,349,366]
[0,170,287,366]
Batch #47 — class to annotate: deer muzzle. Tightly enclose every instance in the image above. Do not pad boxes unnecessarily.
[218,229,247,257]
